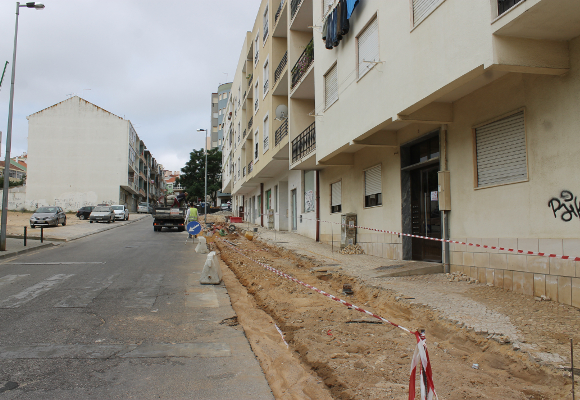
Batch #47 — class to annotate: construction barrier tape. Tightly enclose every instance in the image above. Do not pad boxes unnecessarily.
[217,238,438,400]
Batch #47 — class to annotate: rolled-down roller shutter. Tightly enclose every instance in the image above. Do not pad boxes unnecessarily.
[413,0,441,25]
[325,64,338,109]
[331,181,341,207]
[476,111,527,187]
[358,17,379,78]
[365,165,382,196]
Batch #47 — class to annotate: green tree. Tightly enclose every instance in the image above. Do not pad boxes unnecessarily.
[177,148,222,204]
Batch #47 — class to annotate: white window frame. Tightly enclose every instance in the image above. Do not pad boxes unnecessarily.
[411,0,445,29]
[263,4,269,45]
[254,79,260,114]
[254,31,260,66]
[330,179,342,213]
[363,164,382,208]
[263,113,270,153]
[324,62,338,110]
[356,15,379,80]
[254,129,260,162]
[263,56,269,99]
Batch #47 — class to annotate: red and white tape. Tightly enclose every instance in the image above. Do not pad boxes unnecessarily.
[217,238,438,400]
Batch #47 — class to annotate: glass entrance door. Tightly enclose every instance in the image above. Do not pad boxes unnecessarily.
[411,166,441,262]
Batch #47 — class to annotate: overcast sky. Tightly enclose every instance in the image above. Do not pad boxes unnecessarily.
[0,0,261,172]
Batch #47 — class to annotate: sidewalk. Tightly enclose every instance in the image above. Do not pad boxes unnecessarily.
[238,223,580,371]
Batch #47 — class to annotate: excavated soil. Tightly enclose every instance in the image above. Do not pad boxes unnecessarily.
[205,227,571,399]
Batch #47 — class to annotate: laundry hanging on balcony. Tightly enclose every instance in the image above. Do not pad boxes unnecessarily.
[321,0,358,50]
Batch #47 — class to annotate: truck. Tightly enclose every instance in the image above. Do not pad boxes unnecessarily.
[152,205,187,232]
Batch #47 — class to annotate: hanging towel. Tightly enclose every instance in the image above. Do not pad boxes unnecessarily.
[346,0,359,19]
[336,1,342,41]
[332,7,340,47]
[325,10,334,49]
[322,16,328,41]
[339,0,349,35]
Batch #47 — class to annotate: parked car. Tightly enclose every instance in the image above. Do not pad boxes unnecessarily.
[89,206,115,223]
[220,203,231,211]
[112,205,130,221]
[76,206,95,220]
[30,206,66,228]
[137,202,153,214]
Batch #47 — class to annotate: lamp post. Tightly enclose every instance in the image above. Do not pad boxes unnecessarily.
[1,2,45,252]
[197,129,208,225]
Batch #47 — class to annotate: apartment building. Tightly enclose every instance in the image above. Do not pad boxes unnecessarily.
[223,0,580,306]
[26,96,164,212]
[211,83,233,150]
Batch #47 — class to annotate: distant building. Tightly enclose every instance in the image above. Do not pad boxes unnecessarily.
[211,82,232,150]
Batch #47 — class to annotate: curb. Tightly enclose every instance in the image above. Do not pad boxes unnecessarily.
[0,242,57,260]
[66,215,151,242]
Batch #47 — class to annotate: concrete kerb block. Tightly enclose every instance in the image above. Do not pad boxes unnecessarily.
[200,251,222,285]
[195,236,209,254]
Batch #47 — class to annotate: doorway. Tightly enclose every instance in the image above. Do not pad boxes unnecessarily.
[410,165,441,262]
[291,189,297,231]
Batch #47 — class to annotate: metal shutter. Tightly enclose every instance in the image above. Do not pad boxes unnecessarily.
[331,181,341,207]
[413,0,440,25]
[476,111,527,187]
[325,64,338,109]
[365,165,382,196]
[358,17,379,78]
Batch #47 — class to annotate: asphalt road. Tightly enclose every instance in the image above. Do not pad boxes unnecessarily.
[0,217,274,399]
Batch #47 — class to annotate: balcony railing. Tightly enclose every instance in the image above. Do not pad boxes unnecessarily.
[291,39,314,89]
[255,98,259,111]
[248,116,253,130]
[263,79,269,94]
[275,51,288,84]
[248,161,253,173]
[291,122,315,163]
[290,0,303,20]
[275,118,288,146]
[275,0,285,24]
[264,135,269,150]
[243,167,246,177]
[263,23,269,42]
[248,74,253,87]
[243,129,247,139]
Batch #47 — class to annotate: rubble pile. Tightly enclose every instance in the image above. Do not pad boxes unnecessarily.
[338,244,365,255]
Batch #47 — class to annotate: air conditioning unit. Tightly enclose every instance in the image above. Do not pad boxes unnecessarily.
[340,213,357,249]
[267,209,274,229]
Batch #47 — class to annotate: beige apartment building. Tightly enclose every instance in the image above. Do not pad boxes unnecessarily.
[222,0,580,307]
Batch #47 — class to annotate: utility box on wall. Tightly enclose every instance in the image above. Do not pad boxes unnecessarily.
[341,213,357,249]
[438,171,451,211]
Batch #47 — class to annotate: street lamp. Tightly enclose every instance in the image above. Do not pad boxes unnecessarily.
[197,128,208,225]
[1,2,45,252]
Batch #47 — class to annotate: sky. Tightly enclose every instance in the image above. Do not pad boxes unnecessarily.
[0,0,262,172]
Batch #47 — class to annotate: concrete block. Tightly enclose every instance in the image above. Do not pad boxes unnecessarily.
[563,239,580,258]
[572,278,580,309]
[494,270,504,288]
[518,238,538,253]
[533,274,546,298]
[195,237,209,254]
[526,256,549,274]
[507,254,527,272]
[463,251,474,267]
[486,268,494,285]
[474,252,490,269]
[200,251,223,285]
[539,239,563,256]
[490,253,507,270]
[470,266,478,280]
[498,238,517,254]
[451,251,463,266]
[478,267,487,284]
[558,276,572,305]
[503,270,513,291]
[454,238,467,252]
[513,271,524,294]
[482,238,499,253]
[550,257,575,277]
[523,272,534,296]
[546,275,559,302]
[467,238,483,252]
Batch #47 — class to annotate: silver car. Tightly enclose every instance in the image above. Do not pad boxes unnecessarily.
[30,206,66,228]
[89,206,115,223]
[112,205,130,221]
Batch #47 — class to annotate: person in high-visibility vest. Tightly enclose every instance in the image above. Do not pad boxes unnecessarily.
[185,202,198,238]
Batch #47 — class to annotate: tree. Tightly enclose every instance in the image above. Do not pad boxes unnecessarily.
[177,148,222,204]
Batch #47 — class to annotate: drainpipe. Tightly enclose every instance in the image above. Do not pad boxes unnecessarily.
[260,183,264,227]
[441,124,450,273]
[316,170,320,242]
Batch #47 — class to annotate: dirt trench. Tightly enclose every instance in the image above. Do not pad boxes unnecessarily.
[210,232,571,400]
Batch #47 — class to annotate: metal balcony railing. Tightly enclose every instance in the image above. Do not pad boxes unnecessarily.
[264,135,269,150]
[255,98,259,112]
[263,79,269,94]
[290,0,303,20]
[275,118,288,146]
[275,0,285,24]
[291,39,314,89]
[291,122,315,163]
[263,23,269,42]
[248,74,253,87]
[248,116,253,130]
[243,129,247,139]
[275,51,288,84]
[248,161,253,173]
[243,167,246,177]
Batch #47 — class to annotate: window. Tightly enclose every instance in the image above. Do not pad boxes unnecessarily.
[263,5,269,43]
[238,122,241,143]
[331,181,342,213]
[304,170,315,213]
[324,63,338,109]
[274,185,278,212]
[364,165,382,207]
[412,0,443,26]
[213,112,218,118]
[475,110,527,188]
[497,0,522,15]
[357,16,379,79]
[263,115,269,152]
[255,32,260,65]
[263,59,269,96]
[238,157,241,178]
[254,79,259,113]
[254,130,260,161]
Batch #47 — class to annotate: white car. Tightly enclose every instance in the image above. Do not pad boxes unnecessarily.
[112,205,129,221]
[137,202,152,213]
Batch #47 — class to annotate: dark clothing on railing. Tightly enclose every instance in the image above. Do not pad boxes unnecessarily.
[324,0,355,50]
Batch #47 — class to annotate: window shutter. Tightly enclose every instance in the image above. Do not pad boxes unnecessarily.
[325,64,338,109]
[476,111,527,187]
[358,17,379,78]
[331,181,341,207]
[413,0,441,25]
[365,165,382,195]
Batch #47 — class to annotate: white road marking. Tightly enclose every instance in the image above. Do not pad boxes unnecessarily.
[0,274,75,309]
[0,274,29,289]
[7,262,105,265]
[54,274,119,308]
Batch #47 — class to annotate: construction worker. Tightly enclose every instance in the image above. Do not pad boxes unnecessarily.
[186,202,198,238]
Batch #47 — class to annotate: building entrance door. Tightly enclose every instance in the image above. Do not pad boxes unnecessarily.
[291,189,297,230]
[410,166,441,262]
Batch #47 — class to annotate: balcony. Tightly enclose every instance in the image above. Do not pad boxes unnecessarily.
[275,0,285,24]
[291,39,314,90]
[243,129,247,139]
[275,118,288,146]
[263,79,269,94]
[243,167,246,177]
[254,98,259,112]
[275,51,287,84]
[248,74,253,87]
[273,0,288,38]
[248,116,253,130]
[263,23,269,42]
[290,0,303,20]
[248,161,253,173]
[291,122,315,163]
[264,135,269,151]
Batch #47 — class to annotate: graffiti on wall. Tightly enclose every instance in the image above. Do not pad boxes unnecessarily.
[548,190,580,222]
